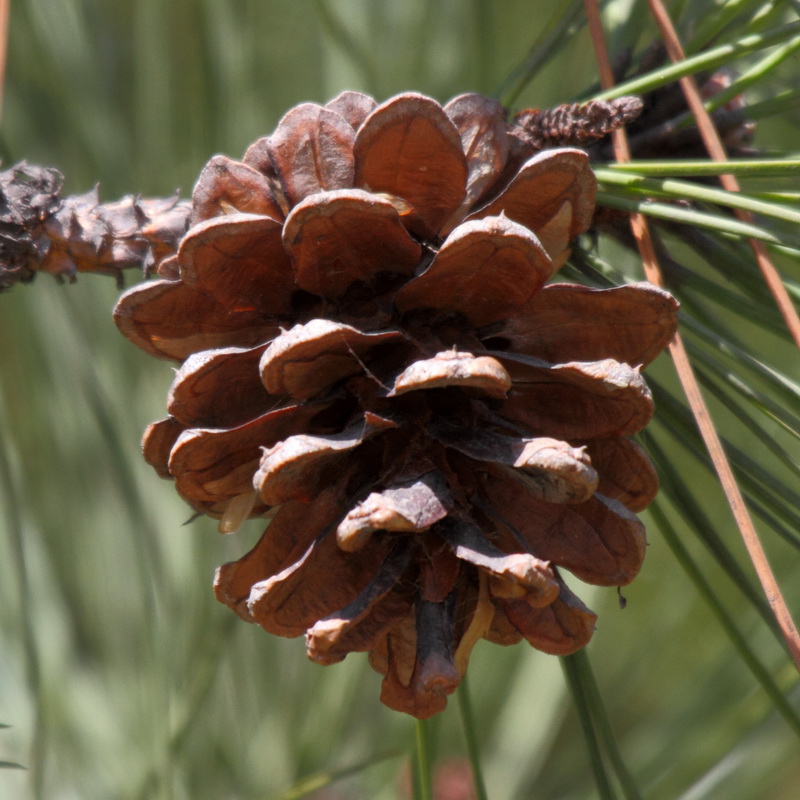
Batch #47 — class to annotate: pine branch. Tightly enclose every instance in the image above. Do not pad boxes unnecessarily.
[0,162,190,291]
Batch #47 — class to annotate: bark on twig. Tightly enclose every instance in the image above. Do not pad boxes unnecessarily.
[0,162,190,291]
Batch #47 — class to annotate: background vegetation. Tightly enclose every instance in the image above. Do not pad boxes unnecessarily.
[1,1,798,798]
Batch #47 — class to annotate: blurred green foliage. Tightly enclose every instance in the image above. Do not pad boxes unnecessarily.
[1,1,799,799]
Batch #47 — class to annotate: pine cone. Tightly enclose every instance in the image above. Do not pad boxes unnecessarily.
[113,91,678,718]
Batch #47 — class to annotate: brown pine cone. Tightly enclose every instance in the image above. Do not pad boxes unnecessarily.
[113,91,678,718]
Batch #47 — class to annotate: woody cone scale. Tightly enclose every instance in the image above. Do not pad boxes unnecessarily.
[113,91,678,718]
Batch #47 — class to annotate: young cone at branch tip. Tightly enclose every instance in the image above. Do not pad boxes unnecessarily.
[512,96,644,151]
[109,90,678,719]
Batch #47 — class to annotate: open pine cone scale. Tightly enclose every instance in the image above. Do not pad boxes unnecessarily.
[114,90,678,718]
